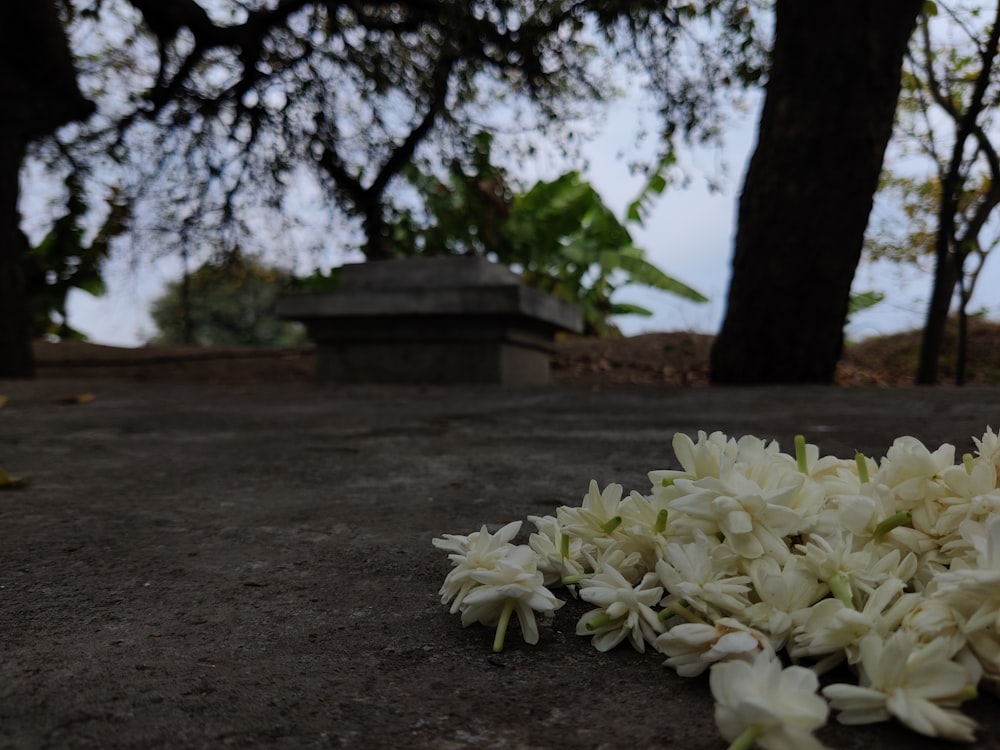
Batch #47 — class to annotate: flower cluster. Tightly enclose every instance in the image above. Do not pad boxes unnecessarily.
[435,429,1000,747]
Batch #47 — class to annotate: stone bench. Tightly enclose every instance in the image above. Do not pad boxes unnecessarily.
[277,257,582,386]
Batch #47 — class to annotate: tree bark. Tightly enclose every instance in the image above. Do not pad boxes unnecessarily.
[0,139,32,377]
[0,1,93,377]
[710,0,922,384]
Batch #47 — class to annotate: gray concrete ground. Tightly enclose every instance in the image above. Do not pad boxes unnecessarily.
[3,380,1000,749]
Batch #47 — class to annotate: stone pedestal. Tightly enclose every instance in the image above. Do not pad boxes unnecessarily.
[276,257,582,386]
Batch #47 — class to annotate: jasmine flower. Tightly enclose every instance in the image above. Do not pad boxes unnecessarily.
[711,650,829,750]
[459,544,564,652]
[657,617,771,677]
[575,566,663,652]
[434,521,523,613]
[823,632,978,742]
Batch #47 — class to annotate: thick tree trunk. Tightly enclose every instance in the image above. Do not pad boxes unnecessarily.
[0,139,32,377]
[710,0,922,384]
[0,1,93,377]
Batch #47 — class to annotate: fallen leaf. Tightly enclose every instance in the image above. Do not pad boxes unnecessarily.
[0,467,28,490]
[50,393,96,405]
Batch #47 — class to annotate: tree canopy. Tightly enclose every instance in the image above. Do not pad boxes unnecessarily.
[150,251,306,346]
[39,0,769,265]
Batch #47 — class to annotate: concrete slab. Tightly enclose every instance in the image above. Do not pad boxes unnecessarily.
[277,258,583,386]
[2,380,1000,748]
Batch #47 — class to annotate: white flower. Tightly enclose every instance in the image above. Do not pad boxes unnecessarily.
[460,544,564,648]
[796,530,918,604]
[973,426,1000,470]
[900,597,968,657]
[710,650,829,750]
[790,578,919,668]
[557,480,627,547]
[657,617,771,677]
[934,461,1000,536]
[584,543,647,585]
[823,631,979,742]
[526,514,586,586]
[575,567,663,652]
[654,530,753,619]
[648,430,738,485]
[743,555,827,650]
[434,521,523,613]
[929,516,1000,683]
[875,436,955,534]
[618,490,671,567]
[876,436,955,503]
[668,467,801,561]
[932,515,1000,615]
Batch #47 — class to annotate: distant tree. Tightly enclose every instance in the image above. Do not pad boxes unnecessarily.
[150,252,306,347]
[913,2,1000,385]
[711,0,923,384]
[864,2,1000,385]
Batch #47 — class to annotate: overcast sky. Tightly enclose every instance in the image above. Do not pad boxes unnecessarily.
[56,87,1000,347]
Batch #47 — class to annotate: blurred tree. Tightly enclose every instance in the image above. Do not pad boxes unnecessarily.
[913,2,1000,385]
[711,0,924,383]
[149,251,306,346]
[0,1,92,377]
[864,1,1000,385]
[54,0,767,259]
[24,174,128,341]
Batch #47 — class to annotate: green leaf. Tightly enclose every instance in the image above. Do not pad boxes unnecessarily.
[609,302,654,317]
[848,290,885,316]
[626,153,675,227]
[613,251,709,303]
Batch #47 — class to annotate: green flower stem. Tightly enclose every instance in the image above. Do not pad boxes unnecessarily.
[855,452,869,484]
[560,533,570,560]
[661,477,675,487]
[958,685,978,702]
[586,613,613,631]
[828,574,854,608]
[600,516,623,534]
[654,509,668,534]
[727,724,762,750]
[964,453,976,474]
[493,599,516,653]
[873,510,912,539]
[795,434,808,474]
[561,574,589,585]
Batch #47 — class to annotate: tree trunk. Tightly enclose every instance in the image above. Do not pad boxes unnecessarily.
[0,138,32,377]
[0,1,93,378]
[710,0,922,384]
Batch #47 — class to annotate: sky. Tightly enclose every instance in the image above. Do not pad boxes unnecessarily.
[53,87,1000,348]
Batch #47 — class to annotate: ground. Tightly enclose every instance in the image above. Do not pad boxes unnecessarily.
[6,327,1000,749]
